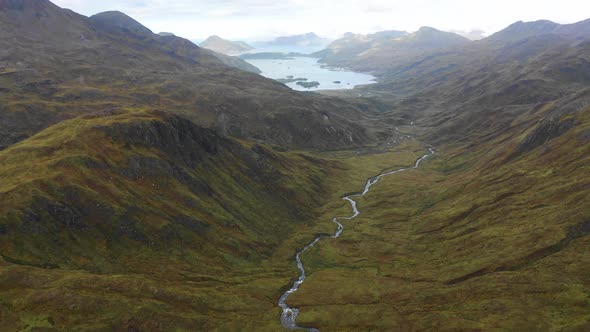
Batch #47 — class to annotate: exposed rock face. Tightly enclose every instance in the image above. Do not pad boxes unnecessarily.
[513,117,576,156]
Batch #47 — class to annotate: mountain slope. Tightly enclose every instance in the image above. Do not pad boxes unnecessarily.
[356,19,590,146]
[290,101,590,331]
[0,1,379,151]
[279,20,590,331]
[269,32,328,47]
[0,108,352,330]
[0,108,336,273]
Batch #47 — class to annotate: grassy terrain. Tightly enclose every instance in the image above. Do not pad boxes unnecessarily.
[288,106,590,331]
[0,108,426,331]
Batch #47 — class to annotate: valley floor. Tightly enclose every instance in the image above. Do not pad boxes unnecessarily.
[0,135,427,331]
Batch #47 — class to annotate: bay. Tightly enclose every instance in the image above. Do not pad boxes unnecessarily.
[244,57,376,91]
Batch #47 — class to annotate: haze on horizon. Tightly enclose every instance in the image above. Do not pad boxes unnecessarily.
[51,0,590,42]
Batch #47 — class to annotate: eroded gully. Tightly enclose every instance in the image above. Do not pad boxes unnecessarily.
[278,132,435,331]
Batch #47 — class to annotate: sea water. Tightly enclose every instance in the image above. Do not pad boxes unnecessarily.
[245,57,377,91]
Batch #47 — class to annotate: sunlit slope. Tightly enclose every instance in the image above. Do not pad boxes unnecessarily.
[0,109,341,273]
[0,107,427,331]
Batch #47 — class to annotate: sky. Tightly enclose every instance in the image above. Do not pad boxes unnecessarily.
[51,0,590,42]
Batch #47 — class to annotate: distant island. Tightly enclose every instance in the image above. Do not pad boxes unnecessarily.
[276,76,308,84]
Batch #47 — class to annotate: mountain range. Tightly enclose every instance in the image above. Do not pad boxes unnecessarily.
[314,27,470,72]
[289,18,590,330]
[0,2,379,152]
[253,32,331,52]
[1,0,589,331]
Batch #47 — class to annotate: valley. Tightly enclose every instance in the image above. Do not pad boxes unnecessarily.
[1,0,589,331]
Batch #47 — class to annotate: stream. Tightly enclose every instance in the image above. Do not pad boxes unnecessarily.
[278,134,435,331]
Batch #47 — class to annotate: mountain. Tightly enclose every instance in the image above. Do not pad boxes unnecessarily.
[487,19,590,43]
[360,19,590,123]
[269,32,329,47]
[0,1,379,151]
[2,1,590,330]
[200,35,254,55]
[89,13,260,74]
[316,27,469,73]
[153,32,261,74]
[255,32,331,52]
[281,18,590,331]
[0,1,382,329]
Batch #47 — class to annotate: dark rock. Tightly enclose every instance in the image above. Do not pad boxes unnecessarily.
[102,113,222,167]
[115,210,148,242]
[578,128,590,143]
[513,117,576,156]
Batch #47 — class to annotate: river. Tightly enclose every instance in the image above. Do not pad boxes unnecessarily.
[278,132,435,331]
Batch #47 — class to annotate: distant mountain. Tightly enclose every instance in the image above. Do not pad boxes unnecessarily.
[316,27,469,72]
[452,29,486,40]
[200,35,254,55]
[254,32,331,52]
[358,18,590,144]
[488,19,590,43]
[90,12,260,73]
[324,30,408,52]
[268,32,329,47]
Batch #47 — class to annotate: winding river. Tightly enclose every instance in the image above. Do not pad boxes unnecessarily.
[278,134,435,331]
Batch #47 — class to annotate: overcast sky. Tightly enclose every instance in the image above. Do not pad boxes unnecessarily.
[51,0,590,42]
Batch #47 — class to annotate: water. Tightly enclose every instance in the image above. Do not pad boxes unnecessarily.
[244,57,376,91]
[278,130,435,331]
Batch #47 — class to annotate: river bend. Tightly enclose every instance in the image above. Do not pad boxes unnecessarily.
[279,137,435,331]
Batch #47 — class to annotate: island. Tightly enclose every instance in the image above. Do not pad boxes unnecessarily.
[296,81,320,89]
[277,77,308,84]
